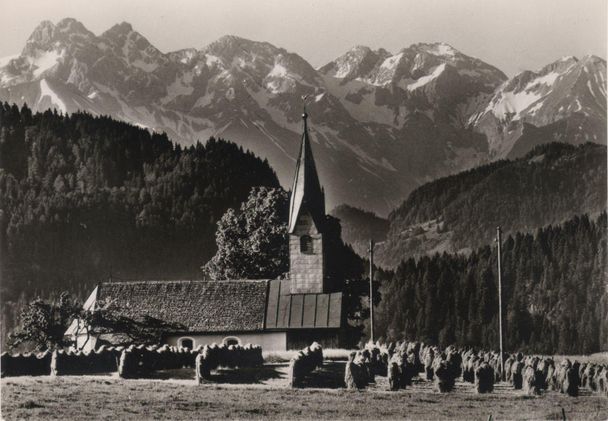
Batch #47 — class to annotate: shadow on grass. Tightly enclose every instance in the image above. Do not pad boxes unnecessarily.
[120,365,287,383]
[142,368,196,380]
[294,361,346,389]
[205,365,286,384]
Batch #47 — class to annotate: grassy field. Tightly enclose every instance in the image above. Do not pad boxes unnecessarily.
[2,362,607,420]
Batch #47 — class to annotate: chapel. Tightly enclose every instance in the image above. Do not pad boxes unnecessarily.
[67,112,346,351]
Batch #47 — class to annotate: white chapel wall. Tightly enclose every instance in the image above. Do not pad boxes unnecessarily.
[164,331,287,351]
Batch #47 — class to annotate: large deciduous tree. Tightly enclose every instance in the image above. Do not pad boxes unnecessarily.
[203,186,289,280]
[8,292,185,351]
[8,292,81,351]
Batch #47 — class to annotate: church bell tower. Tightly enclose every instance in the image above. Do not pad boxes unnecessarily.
[288,111,327,294]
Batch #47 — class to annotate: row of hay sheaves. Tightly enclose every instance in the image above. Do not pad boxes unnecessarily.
[1,343,263,379]
[344,341,608,397]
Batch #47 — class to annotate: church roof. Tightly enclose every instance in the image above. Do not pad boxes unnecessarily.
[72,279,343,335]
[93,280,269,333]
[288,112,326,233]
[265,280,343,329]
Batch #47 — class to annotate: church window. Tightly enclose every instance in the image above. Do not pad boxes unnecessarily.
[300,235,314,254]
[223,336,241,346]
[179,337,194,349]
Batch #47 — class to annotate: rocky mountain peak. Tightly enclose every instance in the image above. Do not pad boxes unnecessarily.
[99,21,165,72]
[25,20,56,47]
[103,21,134,37]
[319,45,391,79]
[101,21,149,48]
[409,42,459,57]
[538,56,580,75]
[168,48,198,65]
[55,18,92,36]
[202,35,279,62]
[580,55,606,69]
[22,18,96,60]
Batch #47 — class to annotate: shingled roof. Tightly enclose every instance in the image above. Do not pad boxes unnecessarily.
[67,279,344,337]
[94,280,270,333]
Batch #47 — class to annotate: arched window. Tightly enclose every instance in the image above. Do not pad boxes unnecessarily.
[223,336,241,346]
[300,235,313,254]
[179,337,194,349]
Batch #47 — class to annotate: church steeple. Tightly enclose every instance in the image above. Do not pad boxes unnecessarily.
[288,111,325,234]
[287,110,328,294]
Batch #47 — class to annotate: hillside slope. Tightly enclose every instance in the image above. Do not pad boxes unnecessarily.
[375,142,607,268]
[330,205,389,257]
[0,103,280,343]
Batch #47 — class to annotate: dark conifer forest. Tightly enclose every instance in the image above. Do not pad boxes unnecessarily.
[0,103,279,343]
[375,213,608,354]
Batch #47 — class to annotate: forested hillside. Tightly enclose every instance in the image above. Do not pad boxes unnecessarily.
[330,205,389,257]
[0,103,279,342]
[375,213,608,354]
[376,142,607,268]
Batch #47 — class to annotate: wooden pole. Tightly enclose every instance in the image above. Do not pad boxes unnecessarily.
[369,239,375,344]
[496,226,504,378]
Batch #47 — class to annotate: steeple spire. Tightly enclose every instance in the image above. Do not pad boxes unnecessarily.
[288,111,325,233]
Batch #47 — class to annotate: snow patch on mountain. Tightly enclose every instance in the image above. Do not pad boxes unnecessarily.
[161,72,194,104]
[530,71,560,87]
[428,43,456,57]
[192,91,214,109]
[381,53,403,72]
[30,49,64,78]
[39,79,66,112]
[485,89,542,120]
[408,63,446,91]
[264,60,312,94]
[481,69,569,121]
[131,59,158,72]
[205,54,222,68]
[267,62,288,78]
[334,63,353,79]
[322,75,402,127]
[370,52,404,85]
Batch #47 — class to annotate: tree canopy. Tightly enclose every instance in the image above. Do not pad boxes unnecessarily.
[8,292,185,352]
[203,187,290,280]
[374,212,608,354]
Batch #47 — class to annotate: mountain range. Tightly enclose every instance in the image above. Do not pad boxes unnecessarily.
[1,18,605,215]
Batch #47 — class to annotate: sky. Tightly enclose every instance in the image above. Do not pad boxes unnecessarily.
[0,0,605,76]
